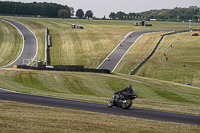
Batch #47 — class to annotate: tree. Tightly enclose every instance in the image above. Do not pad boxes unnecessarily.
[76,9,84,18]
[116,11,125,20]
[85,10,93,19]
[0,1,71,18]
[58,9,70,18]
[109,12,115,19]
[128,13,136,20]
[70,7,74,16]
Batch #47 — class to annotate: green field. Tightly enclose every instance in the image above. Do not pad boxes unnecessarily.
[134,32,200,86]
[1,101,199,133]
[0,16,200,132]
[0,19,22,67]
[0,68,199,116]
[2,16,199,68]
[115,31,200,87]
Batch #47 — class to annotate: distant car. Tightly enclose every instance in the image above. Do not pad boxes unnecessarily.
[190,33,198,36]
[77,26,84,29]
[185,83,196,87]
[134,22,138,26]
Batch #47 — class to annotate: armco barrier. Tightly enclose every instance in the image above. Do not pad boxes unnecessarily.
[45,28,51,65]
[38,65,84,69]
[16,65,110,74]
[45,28,48,65]
[129,29,199,75]
[129,35,163,75]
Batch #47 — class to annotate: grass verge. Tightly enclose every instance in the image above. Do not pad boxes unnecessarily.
[0,20,22,67]
[0,100,199,133]
[114,30,200,87]
[0,69,199,116]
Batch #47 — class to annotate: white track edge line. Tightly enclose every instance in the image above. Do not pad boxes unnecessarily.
[0,18,38,68]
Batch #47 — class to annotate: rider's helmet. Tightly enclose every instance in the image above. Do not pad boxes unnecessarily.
[127,85,132,88]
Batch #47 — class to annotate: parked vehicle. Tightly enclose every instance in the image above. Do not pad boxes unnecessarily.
[190,33,198,36]
[107,92,137,109]
[134,22,138,26]
[185,83,196,87]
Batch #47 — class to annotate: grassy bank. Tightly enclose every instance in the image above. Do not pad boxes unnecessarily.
[0,20,22,67]
[0,16,200,132]
[1,16,199,87]
[1,16,199,68]
[116,32,200,87]
[114,32,163,74]
[1,101,199,133]
[0,69,199,116]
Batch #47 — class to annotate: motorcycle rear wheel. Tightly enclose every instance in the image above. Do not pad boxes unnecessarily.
[107,100,114,108]
[122,99,132,109]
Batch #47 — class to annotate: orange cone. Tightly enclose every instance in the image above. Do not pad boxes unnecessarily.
[13,65,17,68]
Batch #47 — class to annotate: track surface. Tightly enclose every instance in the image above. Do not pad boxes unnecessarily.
[97,30,166,72]
[0,19,199,125]
[0,89,200,125]
[0,18,37,68]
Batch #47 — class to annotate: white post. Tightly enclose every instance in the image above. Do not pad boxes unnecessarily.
[36,58,38,67]
[177,14,179,21]
[189,20,191,32]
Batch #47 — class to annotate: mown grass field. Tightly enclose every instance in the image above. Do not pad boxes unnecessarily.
[1,16,199,68]
[1,16,199,87]
[1,100,199,133]
[0,16,200,132]
[115,32,200,86]
[0,19,22,67]
[0,68,199,116]
[115,31,200,87]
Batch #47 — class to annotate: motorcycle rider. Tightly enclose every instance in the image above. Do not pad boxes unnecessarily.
[115,85,134,99]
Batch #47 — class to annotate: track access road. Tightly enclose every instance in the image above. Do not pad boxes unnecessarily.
[97,30,167,72]
[0,18,37,68]
[0,89,199,125]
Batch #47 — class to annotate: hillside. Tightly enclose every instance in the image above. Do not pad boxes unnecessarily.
[115,31,200,87]
[135,32,200,87]
[0,16,200,132]
[0,17,200,111]
[1,16,200,87]
[0,68,200,116]
[0,19,22,67]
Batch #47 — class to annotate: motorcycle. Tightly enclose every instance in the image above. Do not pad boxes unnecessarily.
[107,92,137,109]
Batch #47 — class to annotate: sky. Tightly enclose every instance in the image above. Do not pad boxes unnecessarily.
[2,0,200,18]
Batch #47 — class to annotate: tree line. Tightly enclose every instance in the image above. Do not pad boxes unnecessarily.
[109,6,200,21]
[0,1,93,19]
[1,1,199,21]
[0,1,71,18]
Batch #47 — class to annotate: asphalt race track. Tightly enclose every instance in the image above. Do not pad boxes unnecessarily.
[0,18,37,68]
[0,19,199,125]
[97,30,166,72]
[0,89,200,125]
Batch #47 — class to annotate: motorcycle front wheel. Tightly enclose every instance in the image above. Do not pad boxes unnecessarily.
[107,100,114,108]
[122,99,132,109]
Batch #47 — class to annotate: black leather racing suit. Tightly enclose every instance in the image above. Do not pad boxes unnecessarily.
[115,85,133,98]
